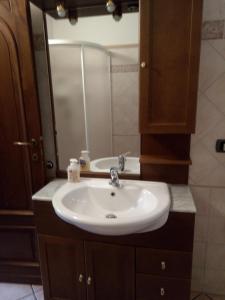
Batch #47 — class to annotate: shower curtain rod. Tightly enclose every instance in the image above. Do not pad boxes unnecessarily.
[48,39,111,56]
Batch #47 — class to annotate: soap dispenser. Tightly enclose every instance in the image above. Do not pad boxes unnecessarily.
[79,150,90,171]
[67,158,80,183]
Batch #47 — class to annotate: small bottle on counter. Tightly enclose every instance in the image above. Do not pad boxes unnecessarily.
[79,150,90,172]
[67,158,80,183]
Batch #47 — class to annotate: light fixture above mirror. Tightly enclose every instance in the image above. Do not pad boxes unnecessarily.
[56,2,66,18]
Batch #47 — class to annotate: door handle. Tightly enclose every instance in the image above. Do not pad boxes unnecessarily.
[14,138,37,147]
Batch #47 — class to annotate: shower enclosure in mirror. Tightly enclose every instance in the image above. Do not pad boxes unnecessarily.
[46,11,140,174]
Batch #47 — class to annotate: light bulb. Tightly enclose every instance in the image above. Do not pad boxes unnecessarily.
[106,0,116,13]
[113,6,122,21]
[69,10,78,25]
[56,2,66,18]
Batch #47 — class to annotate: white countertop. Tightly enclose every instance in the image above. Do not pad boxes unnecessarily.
[32,179,196,214]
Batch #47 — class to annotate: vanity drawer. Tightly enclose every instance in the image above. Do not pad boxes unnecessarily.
[136,248,192,278]
[136,274,190,300]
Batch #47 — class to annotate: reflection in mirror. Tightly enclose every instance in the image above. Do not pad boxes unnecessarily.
[46,11,140,174]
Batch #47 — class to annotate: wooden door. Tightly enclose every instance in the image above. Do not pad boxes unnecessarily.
[139,0,203,134]
[0,0,45,283]
[85,241,135,300]
[38,236,86,300]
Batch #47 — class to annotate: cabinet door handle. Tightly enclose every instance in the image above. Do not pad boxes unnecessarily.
[87,276,92,285]
[78,274,84,283]
[160,288,165,296]
[161,261,166,270]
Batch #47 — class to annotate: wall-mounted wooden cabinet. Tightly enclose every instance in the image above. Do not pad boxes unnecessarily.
[139,0,203,134]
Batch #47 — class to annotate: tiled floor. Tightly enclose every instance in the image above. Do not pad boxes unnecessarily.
[1,284,225,300]
[0,283,43,300]
[191,292,225,300]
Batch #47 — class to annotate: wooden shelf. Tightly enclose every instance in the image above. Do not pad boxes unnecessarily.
[140,155,192,166]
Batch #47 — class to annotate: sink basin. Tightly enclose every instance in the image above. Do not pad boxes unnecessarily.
[90,157,140,174]
[52,179,170,236]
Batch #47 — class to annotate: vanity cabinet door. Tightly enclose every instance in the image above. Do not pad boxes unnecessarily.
[85,241,135,300]
[139,0,202,133]
[38,235,86,300]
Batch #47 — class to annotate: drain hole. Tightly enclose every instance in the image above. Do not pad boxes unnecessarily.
[111,192,116,197]
[106,213,117,219]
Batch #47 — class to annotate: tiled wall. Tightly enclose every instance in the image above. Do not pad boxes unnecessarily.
[190,0,225,296]
[110,46,140,156]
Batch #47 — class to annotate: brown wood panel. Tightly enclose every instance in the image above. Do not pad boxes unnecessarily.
[0,0,45,284]
[141,164,189,184]
[0,210,35,226]
[0,228,37,261]
[139,0,202,133]
[34,201,195,252]
[85,241,135,300]
[140,135,191,183]
[136,274,191,300]
[38,235,85,300]
[136,248,192,279]
[0,0,45,196]
[0,9,32,210]
[0,261,41,284]
[141,135,191,159]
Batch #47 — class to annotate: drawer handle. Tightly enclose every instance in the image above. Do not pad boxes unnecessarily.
[87,276,92,285]
[160,288,165,296]
[161,261,166,270]
[78,274,84,283]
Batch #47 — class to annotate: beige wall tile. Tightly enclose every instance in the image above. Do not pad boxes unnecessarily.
[192,242,207,269]
[110,47,138,66]
[213,295,225,300]
[194,215,209,242]
[189,141,220,185]
[113,135,140,156]
[201,120,225,166]
[112,72,139,136]
[208,216,225,243]
[208,165,225,187]
[209,39,225,60]
[205,243,225,270]
[203,0,225,21]
[198,41,225,92]
[204,269,225,295]
[210,188,225,217]
[191,267,205,292]
[193,93,224,140]
[190,187,211,216]
[206,71,225,115]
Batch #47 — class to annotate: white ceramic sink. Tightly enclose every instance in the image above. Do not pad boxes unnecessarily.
[90,157,140,174]
[52,179,170,236]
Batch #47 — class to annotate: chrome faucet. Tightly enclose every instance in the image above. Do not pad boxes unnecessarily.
[118,152,130,171]
[109,167,120,187]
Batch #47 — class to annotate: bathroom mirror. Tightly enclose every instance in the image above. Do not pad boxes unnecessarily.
[46,8,140,175]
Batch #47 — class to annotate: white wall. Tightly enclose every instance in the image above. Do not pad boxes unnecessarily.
[46,13,139,45]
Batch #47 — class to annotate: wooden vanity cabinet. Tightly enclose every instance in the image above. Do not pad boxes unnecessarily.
[139,0,203,134]
[38,236,135,300]
[38,236,86,300]
[35,201,195,300]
